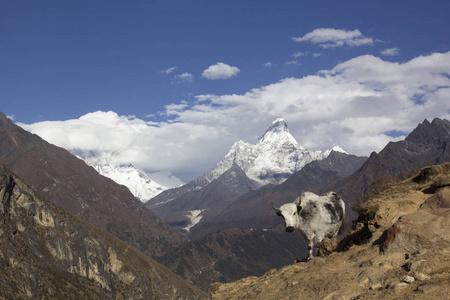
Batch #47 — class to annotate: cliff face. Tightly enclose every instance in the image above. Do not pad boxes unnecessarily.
[0,164,205,299]
[209,163,450,299]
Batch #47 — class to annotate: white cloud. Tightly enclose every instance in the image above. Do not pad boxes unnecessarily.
[285,60,299,65]
[292,51,309,58]
[173,72,193,83]
[293,28,375,48]
[20,52,450,181]
[160,66,177,74]
[381,47,400,56]
[263,62,272,68]
[201,62,240,80]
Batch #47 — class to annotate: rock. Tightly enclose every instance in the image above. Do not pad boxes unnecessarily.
[420,187,450,210]
[379,209,450,254]
[412,272,429,281]
[412,166,439,183]
[403,275,415,283]
[317,237,339,256]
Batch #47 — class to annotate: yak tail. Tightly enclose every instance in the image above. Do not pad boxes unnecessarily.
[338,210,347,236]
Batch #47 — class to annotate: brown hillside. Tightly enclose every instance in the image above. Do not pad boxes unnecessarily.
[0,112,187,259]
[0,163,205,299]
[209,163,450,299]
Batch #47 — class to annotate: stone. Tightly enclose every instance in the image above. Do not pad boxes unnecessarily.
[420,187,450,210]
[380,210,450,254]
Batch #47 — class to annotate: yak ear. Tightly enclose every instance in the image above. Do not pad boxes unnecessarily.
[297,205,302,214]
[294,195,302,207]
[276,211,282,216]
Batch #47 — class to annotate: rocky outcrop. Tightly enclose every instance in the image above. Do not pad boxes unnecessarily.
[0,164,205,299]
[209,163,450,299]
[380,208,450,254]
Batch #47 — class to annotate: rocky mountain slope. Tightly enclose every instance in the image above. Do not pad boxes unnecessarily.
[159,228,308,291]
[0,164,205,299]
[187,150,367,240]
[146,118,346,238]
[330,118,450,220]
[148,118,330,208]
[151,151,365,291]
[0,112,187,259]
[210,163,450,299]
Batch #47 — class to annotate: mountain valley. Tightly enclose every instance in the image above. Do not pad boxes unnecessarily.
[1,112,450,297]
[146,118,351,238]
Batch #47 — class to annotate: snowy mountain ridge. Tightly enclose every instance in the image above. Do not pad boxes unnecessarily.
[146,118,350,237]
[73,118,345,204]
[71,150,184,202]
[91,164,166,201]
[201,118,340,186]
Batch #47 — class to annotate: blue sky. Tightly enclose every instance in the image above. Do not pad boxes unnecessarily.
[2,1,450,181]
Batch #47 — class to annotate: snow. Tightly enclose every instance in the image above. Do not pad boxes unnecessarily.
[324,145,348,156]
[71,118,346,203]
[146,171,185,188]
[72,150,184,202]
[200,118,336,186]
[182,210,204,232]
[332,145,348,154]
[90,164,165,201]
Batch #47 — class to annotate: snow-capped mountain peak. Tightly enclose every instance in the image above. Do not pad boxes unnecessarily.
[324,145,348,156]
[71,149,184,202]
[258,118,299,146]
[200,118,327,186]
[91,163,166,201]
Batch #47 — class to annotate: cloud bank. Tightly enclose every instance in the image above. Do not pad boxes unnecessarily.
[20,52,450,181]
[293,28,375,48]
[202,62,240,80]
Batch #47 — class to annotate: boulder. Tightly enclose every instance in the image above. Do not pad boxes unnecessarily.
[380,209,450,254]
[420,187,450,210]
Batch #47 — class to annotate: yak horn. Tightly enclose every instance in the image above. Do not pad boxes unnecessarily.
[272,202,281,211]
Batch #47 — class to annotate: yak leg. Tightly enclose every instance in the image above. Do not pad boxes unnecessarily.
[307,237,315,261]
[301,237,314,262]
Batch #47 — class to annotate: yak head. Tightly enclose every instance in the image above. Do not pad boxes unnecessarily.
[272,197,302,233]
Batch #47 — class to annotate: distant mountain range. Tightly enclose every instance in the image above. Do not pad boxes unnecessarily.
[71,149,184,202]
[4,109,450,294]
[145,118,350,238]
